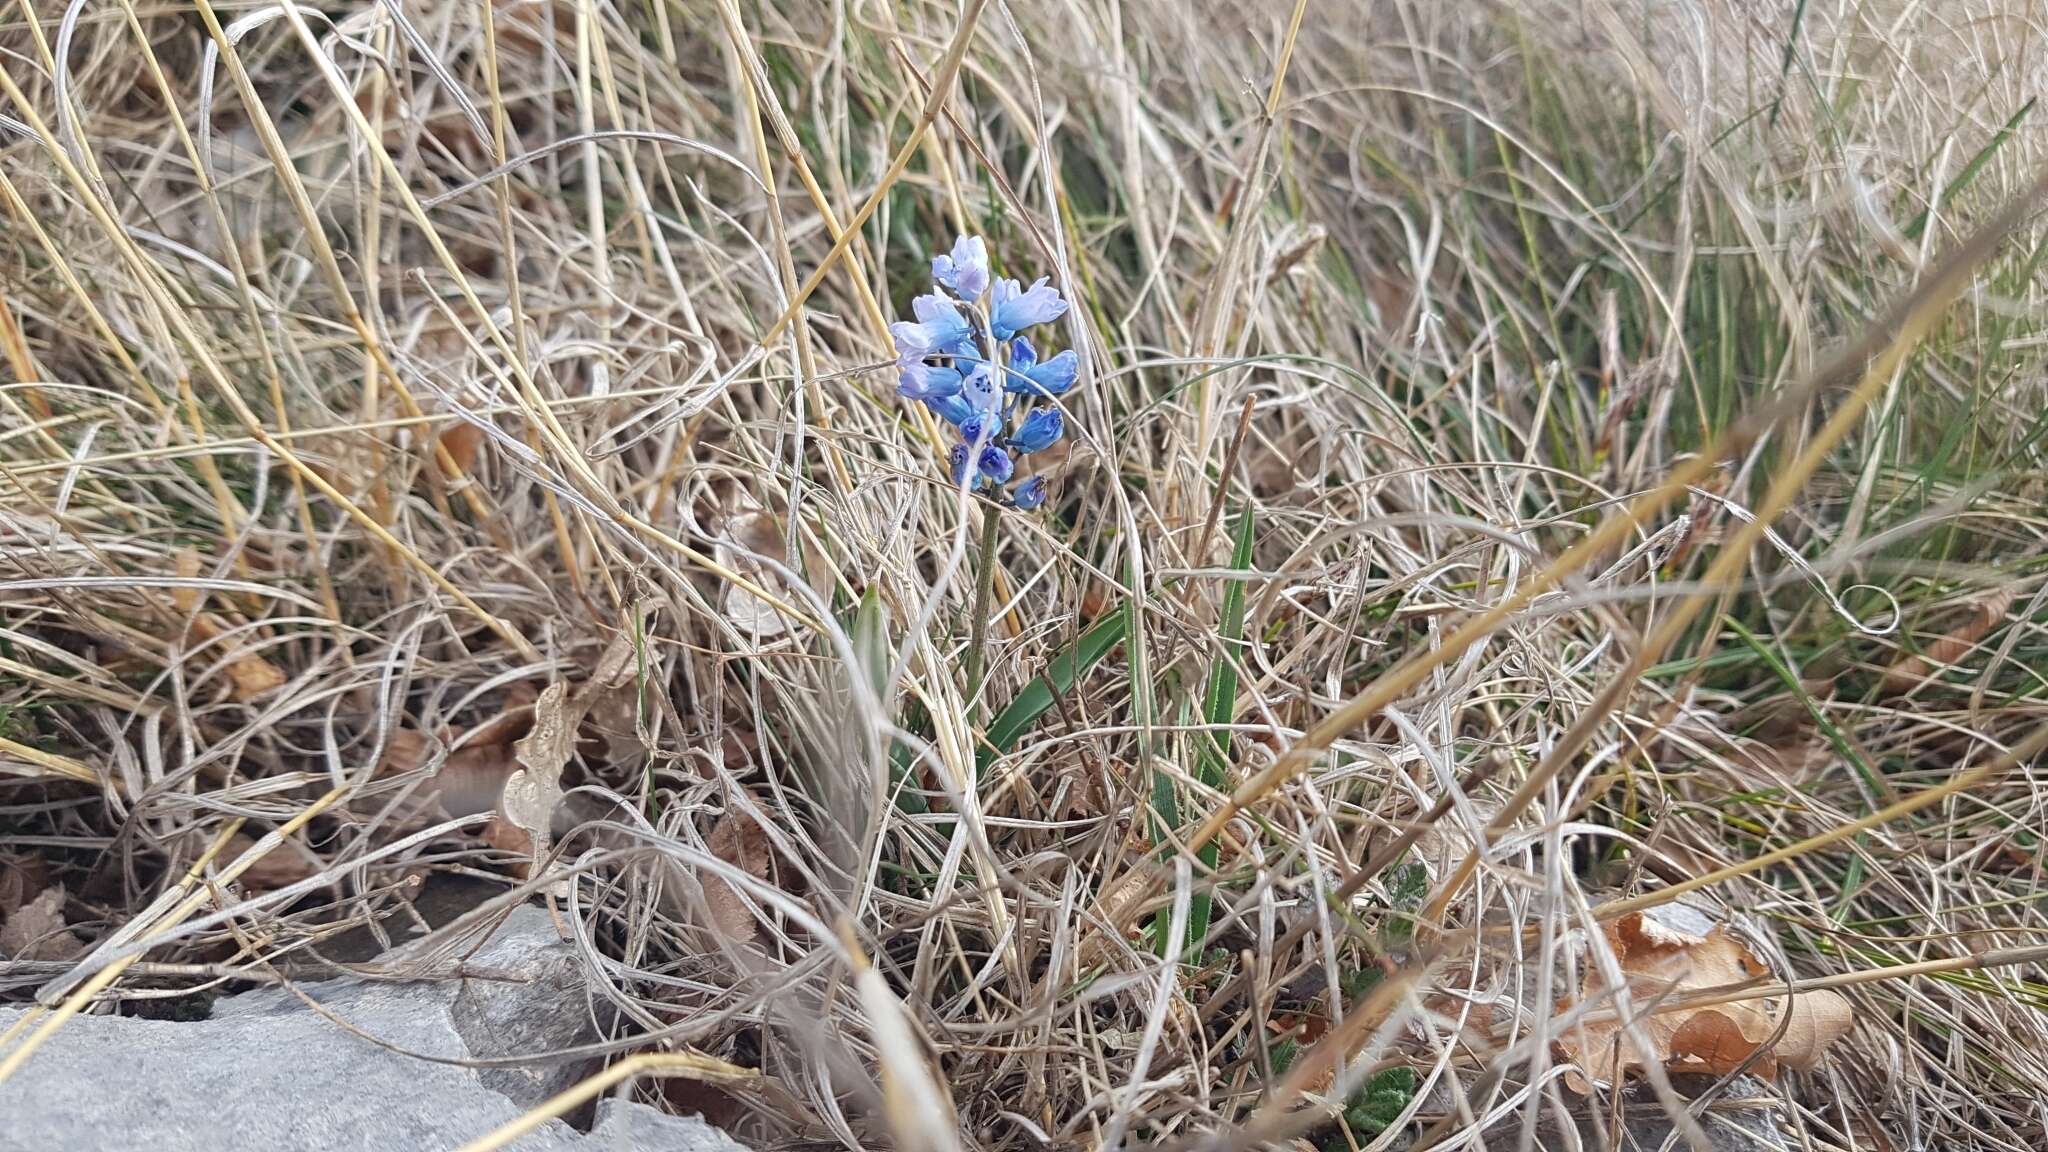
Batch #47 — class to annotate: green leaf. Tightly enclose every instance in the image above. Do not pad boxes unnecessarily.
[979,601,1130,766]
[1269,1037,1298,1078]
[1344,1066,1415,1137]
[842,587,928,817]
[1148,509,1258,959]
[1180,508,1257,954]
[1370,854,1430,947]
[1390,855,1428,908]
[850,585,889,701]
[1149,686,1190,846]
[887,730,929,816]
[1340,963,1384,1002]
[1724,618,1884,809]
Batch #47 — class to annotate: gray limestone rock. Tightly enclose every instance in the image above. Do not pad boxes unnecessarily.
[589,1100,755,1152]
[0,904,748,1152]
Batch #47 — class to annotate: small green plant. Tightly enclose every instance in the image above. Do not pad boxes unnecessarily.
[1380,855,1430,947]
[1339,1066,1416,1143]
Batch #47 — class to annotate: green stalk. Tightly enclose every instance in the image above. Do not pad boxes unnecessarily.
[963,501,1002,721]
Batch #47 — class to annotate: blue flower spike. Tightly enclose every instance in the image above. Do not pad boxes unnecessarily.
[896,234,1075,511]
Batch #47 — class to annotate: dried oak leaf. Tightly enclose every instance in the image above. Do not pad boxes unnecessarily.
[1559,908,1853,1091]
[0,884,84,961]
[715,508,829,640]
[219,644,288,701]
[373,726,522,825]
[437,419,487,476]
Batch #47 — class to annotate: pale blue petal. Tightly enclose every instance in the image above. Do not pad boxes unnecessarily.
[927,393,974,426]
[932,235,989,300]
[959,409,1000,448]
[898,362,963,401]
[910,292,974,354]
[891,320,934,362]
[960,360,1001,412]
[990,276,1068,340]
[1007,349,1078,396]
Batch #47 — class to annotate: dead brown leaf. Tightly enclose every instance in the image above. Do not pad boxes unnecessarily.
[714,507,829,640]
[437,419,487,476]
[172,547,287,701]
[1883,587,2017,693]
[361,628,645,874]
[463,681,538,747]
[219,643,288,700]
[218,831,323,891]
[0,852,51,917]
[172,547,205,613]
[482,808,536,875]
[702,805,774,941]
[375,727,436,776]
[502,680,576,857]
[1559,908,1854,1091]
[0,883,84,961]
[1078,861,1170,967]
[436,744,524,819]
[374,726,523,822]
[1266,1015,1334,1094]
[499,625,646,861]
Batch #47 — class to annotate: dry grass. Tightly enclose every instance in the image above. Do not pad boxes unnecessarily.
[4,0,2048,1149]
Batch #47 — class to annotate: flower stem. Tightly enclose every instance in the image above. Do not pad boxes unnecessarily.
[963,499,1002,721]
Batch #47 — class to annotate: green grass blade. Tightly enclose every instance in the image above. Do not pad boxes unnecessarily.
[1725,618,1885,810]
[980,601,1130,765]
[1156,507,1256,959]
[851,585,888,700]
[1765,0,1810,129]
[1903,97,2035,240]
